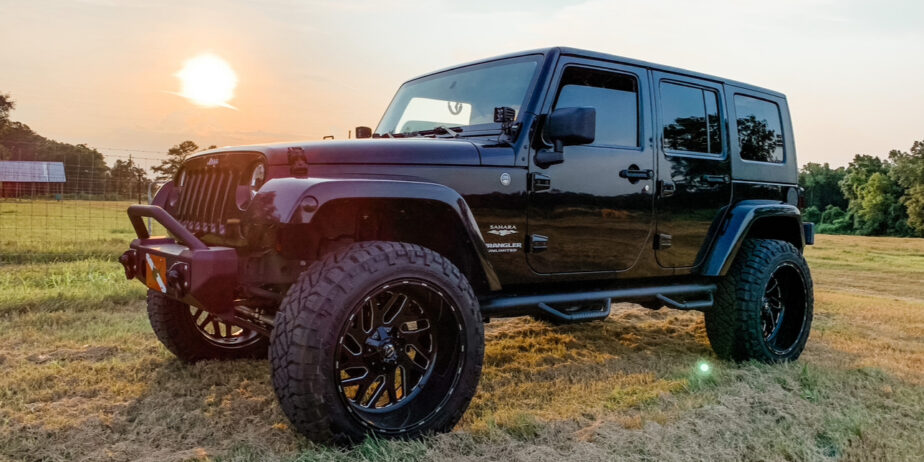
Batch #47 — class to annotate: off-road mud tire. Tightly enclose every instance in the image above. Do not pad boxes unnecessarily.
[146,291,269,363]
[706,238,814,362]
[270,241,484,443]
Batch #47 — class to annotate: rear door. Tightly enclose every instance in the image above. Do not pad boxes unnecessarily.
[652,72,732,268]
[527,58,655,273]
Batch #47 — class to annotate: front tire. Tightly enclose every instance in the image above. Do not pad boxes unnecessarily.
[270,242,484,443]
[705,239,814,362]
[146,291,268,363]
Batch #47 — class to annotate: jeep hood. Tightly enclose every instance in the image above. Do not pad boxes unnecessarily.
[195,138,492,166]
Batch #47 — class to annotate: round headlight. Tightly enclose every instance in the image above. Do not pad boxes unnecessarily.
[250,163,265,189]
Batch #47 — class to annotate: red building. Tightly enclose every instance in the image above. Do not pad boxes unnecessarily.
[0,161,66,198]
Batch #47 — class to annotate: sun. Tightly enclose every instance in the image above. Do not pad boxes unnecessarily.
[175,53,238,108]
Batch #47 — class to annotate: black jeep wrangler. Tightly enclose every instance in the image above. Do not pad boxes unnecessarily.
[121,47,814,443]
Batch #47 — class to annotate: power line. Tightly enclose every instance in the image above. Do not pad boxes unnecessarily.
[2,138,166,154]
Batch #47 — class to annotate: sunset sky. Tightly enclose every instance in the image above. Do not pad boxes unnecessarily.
[2,0,922,168]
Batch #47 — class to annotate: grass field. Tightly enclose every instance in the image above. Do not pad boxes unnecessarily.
[1,201,923,461]
[0,200,164,263]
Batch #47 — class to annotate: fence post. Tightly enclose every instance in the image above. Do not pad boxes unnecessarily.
[147,182,156,235]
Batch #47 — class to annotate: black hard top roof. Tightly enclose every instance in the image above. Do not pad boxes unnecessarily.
[407,47,785,99]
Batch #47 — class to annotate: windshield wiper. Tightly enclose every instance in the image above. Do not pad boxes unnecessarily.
[420,126,463,138]
[374,126,463,139]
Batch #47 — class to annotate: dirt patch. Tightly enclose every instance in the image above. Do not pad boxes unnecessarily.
[26,346,118,364]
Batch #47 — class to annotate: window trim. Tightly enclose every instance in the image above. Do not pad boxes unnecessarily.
[657,79,727,159]
[550,64,644,151]
[732,92,786,165]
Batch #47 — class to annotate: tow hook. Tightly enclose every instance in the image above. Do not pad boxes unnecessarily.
[119,250,137,280]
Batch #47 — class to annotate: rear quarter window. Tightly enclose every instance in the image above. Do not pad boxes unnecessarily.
[734,94,785,163]
[660,82,723,155]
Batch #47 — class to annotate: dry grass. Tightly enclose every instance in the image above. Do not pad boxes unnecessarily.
[1,234,923,461]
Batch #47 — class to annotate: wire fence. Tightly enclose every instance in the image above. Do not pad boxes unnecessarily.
[0,153,167,264]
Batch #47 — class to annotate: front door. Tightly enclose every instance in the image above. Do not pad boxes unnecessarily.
[527,60,654,274]
[652,72,732,268]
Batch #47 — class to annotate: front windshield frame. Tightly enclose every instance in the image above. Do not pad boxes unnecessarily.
[374,54,544,138]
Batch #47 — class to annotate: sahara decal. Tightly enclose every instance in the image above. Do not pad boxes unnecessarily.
[487,224,518,237]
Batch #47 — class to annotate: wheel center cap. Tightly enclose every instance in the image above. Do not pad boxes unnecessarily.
[382,343,397,363]
[366,326,399,364]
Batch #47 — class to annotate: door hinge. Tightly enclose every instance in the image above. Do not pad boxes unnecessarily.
[659,180,676,198]
[654,233,672,250]
[530,172,551,193]
[530,234,549,252]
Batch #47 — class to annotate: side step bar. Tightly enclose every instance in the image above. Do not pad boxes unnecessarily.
[535,299,611,324]
[479,283,716,322]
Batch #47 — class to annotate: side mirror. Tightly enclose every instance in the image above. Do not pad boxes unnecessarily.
[534,107,595,168]
[355,126,372,139]
[546,107,595,153]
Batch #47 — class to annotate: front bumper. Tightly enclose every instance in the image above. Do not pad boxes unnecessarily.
[120,205,238,314]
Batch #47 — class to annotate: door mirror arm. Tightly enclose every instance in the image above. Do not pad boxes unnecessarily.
[534,150,564,168]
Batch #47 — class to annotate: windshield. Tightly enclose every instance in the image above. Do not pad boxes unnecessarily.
[375,55,541,136]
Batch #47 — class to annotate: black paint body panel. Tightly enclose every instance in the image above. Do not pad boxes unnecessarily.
[148,47,807,299]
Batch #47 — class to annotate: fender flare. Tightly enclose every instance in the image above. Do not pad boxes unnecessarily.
[701,200,804,276]
[244,177,501,291]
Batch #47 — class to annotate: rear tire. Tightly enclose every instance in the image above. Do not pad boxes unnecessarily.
[146,291,268,363]
[705,239,814,362]
[269,241,484,443]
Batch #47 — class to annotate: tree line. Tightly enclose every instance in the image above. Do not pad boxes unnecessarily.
[800,139,924,237]
[3,91,924,236]
[1,92,206,200]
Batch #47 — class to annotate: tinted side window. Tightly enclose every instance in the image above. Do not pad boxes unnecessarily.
[734,94,784,163]
[554,67,638,147]
[660,82,722,154]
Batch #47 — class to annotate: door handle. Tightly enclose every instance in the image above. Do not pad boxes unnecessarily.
[702,174,729,184]
[619,167,653,182]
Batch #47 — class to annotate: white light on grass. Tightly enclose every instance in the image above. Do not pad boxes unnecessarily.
[698,362,711,373]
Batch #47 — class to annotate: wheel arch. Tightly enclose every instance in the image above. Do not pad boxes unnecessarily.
[701,200,805,276]
[246,177,501,293]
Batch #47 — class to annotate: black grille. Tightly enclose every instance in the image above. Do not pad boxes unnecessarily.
[173,165,240,236]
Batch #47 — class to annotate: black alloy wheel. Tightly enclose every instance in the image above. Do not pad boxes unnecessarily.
[270,241,484,443]
[335,280,463,431]
[706,239,814,362]
[146,291,269,362]
[759,263,808,355]
[189,306,262,348]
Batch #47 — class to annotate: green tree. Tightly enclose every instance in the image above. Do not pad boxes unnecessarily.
[889,140,924,235]
[152,140,199,182]
[816,205,853,234]
[799,162,847,210]
[0,92,15,159]
[840,155,888,204]
[0,92,13,125]
[838,154,911,236]
[854,172,909,235]
[109,157,151,199]
[802,206,821,224]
